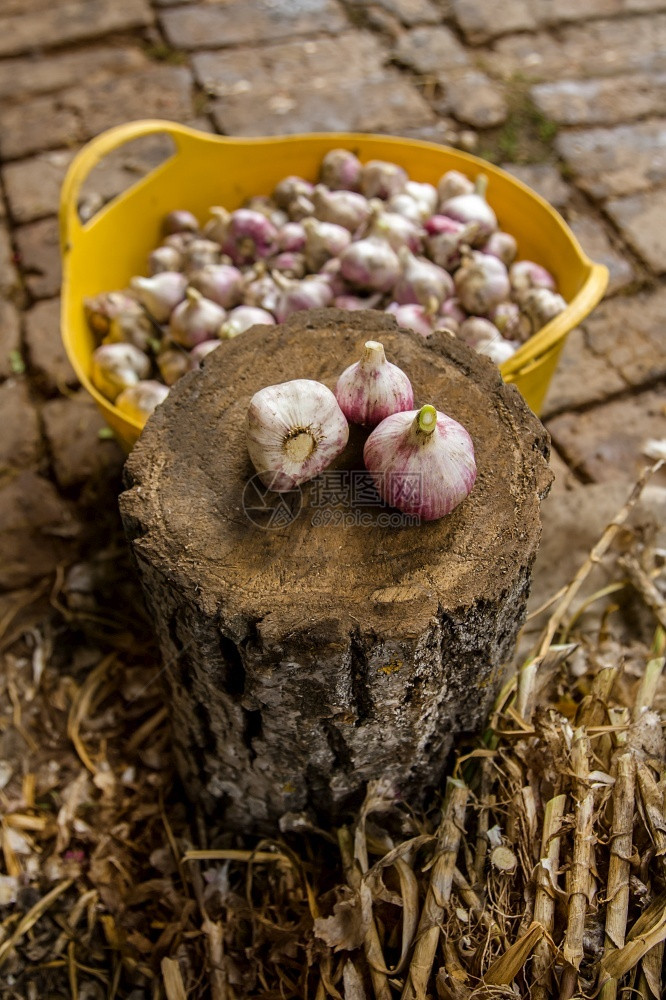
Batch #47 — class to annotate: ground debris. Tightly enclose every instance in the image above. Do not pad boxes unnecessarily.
[0,465,664,998]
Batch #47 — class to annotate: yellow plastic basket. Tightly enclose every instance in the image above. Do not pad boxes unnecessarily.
[60,120,608,451]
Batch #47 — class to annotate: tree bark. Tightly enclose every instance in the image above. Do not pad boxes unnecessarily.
[120,310,552,833]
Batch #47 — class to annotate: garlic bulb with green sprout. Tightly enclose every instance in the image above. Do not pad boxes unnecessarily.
[115,380,169,427]
[246,379,349,491]
[90,343,151,402]
[363,404,476,521]
[335,341,414,427]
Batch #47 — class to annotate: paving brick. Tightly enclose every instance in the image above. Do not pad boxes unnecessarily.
[42,392,124,493]
[605,187,666,275]
[347,0,442,25]
[556,119,666,199]
[3,151,74,226]
[0,65,193,161]
[392,25,469,74]
[582,286,666,388]
[450,0,537,42]
[540,326,626,418]
[503,162,571,209]
[14,218,61,301]
[567,213,636,294]
[0,379,42,471]
[198,34,435,136]
[487,15,666,80]
[0,470,80,591]
[0,302,22,382]
[0,222,21,303]
[0,0,153,58]
[443,71,507,128]
[24,298,78,395]
[4,134,178,226]
[0,46,146,103]
[160,0,347,50]
[532,73,666,127]
[547,387,666,484]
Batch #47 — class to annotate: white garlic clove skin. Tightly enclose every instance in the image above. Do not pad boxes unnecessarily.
[363,404,476,521]
[246,379,349,492]
[131,272,188,324]
[90,343,151,402]
[335,340,414,428]
[115,380,170,428]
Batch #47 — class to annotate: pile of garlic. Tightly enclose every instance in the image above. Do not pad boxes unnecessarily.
[85,150,567,428]
[247,340,476,522]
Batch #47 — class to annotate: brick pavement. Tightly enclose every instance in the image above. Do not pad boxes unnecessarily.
[0,0,664,592]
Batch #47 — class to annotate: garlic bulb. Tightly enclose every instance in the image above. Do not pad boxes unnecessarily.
[339,236,400,292]
[312,185,372,232]
[335,341,414,427]
[437,169,474,203]
[454,251,510,315]
[440,175,497,244]
[394,247,453,309]
[319,148,363,191]
[361,160,408,200]
[246,379,349,491]
[162,209,199,236]
[363,404,476,521]
[115,380,170,428]
[91,343,151,402]
[131,272,187,323]
[169,287,226,348]
[219,306,275,339]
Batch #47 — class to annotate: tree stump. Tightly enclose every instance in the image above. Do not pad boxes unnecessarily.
[120,310,552,833]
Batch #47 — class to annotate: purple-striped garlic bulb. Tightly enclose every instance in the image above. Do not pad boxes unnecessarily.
[339,236,400,292]
[394,247,454,309]
[440,175,497,244]
[363,404,476,521]
[335,341,414,428]
[115,380,169,428]
[386,302,435,339]
[246,379,349,491]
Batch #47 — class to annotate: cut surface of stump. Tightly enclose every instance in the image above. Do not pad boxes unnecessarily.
[120,309,552,832]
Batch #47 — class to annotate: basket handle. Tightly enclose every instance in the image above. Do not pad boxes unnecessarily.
[59,119,205,253]
[501,260,609,378]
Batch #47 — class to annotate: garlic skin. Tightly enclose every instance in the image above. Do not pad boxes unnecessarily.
[312,185,372,232]
[339,236,400,292]
[131,272,187,324]
[246,379,349,491]
[440,175,497,244]
[91,343,151,402]
[115,380,170,428]
[394,247,454,309]
[219,306,275,340]
[361,160,408,200]
[454,251,510,315]
[319,149,363,191]
[162,209,199,236]
[363,404,476,521]
[335,341,414,428]
[169,287,227,348]
[437,169,474,204]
